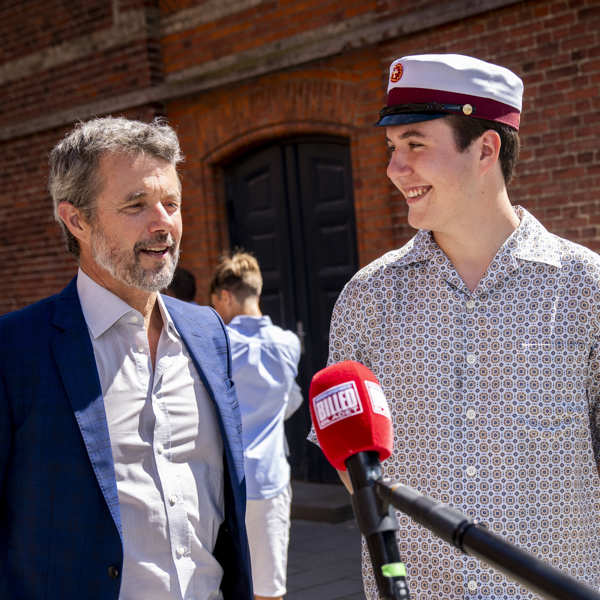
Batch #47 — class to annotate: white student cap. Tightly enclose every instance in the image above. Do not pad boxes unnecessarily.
[376,54,524,130]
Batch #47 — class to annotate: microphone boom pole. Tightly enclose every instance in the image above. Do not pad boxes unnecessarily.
[346,452,410,599]
[375,479,600,600]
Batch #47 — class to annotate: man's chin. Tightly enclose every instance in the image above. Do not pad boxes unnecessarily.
[90,241,178,293]
[135,271,176,292]
[115,262,177,293]
[130,254,178,292]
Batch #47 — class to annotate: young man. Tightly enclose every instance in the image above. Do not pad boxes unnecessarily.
[0,117,252,600]
[210,252,301,600]
[324,55,600,598]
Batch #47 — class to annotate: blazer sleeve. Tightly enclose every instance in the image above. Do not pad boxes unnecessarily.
[0,370,10,498]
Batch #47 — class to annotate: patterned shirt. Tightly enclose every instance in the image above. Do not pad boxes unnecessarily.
[326,207,600,599]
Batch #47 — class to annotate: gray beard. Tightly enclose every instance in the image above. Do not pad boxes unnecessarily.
[90,227,179,292]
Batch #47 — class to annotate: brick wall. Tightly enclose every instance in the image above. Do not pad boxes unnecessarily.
[0,0,598,312]
[160,0,376,75]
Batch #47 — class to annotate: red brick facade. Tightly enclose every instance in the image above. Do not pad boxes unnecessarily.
[1,0,599,313]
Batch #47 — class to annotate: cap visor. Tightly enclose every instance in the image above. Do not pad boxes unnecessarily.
[376,113,446,127]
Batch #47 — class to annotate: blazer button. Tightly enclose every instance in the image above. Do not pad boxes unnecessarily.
[108,565,120,579]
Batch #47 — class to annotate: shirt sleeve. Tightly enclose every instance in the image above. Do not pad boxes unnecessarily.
[284,381,303,420]
[284,331,302,373]
[327,277,366,367]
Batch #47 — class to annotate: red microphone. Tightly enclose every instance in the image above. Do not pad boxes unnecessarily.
[309,360,393,470]
[309,361,410,599]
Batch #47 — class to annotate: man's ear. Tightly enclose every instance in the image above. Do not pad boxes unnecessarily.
[211,288,233,307]
[56,202,91,245]
[221,288,235,307]
[478,130,501,175]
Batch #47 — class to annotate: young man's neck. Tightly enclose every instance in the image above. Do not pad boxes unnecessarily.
[433,192,519,293]
[238,297,262,318]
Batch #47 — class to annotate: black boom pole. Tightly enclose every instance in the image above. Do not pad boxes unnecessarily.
[375,479,600,600]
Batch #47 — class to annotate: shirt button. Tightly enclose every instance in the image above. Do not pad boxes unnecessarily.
[466,466,477,477]
[176,546,185,558]
[169,495,177,506]
[107,565,120,579]
[466,408,476,420]
[156,443,164,455]
[466,353,477,365]
[466,299,476,311]
[467,580,477,592]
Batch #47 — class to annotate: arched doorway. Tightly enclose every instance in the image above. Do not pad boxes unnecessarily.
[224,136,358,482]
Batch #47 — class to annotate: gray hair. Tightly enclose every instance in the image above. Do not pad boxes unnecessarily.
[49,116,184,257]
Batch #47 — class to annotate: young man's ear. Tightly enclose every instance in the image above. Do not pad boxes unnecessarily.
[478,130,502,175]
[56,202,91,244]
[217,289,234,307]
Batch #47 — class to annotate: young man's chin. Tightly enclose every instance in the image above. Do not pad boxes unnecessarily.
[407,209,430,231]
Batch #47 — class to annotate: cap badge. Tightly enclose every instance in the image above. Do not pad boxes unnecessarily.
[462,103,474,115]
[390,63,404,83]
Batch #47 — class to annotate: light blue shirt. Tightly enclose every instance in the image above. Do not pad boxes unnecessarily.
[227,315,301,500]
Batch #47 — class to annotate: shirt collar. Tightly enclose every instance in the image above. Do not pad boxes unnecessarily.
[76,268,179,340]
[156,294,180,342]
[228,314,273,335]
[506,206,562,268]
[389,206,562,270]
[77,269,135,338]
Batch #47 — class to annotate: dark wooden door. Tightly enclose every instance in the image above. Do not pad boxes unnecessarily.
[225,137,358,482]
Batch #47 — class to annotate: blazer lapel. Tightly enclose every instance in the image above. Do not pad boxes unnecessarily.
[51,278,122,538]
[166,298,245,484]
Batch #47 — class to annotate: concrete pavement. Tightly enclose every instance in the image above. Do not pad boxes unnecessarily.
[286,481,364,599]
[287,518,363,599]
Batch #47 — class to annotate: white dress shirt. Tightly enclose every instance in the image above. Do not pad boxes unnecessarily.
[77,269,224,600]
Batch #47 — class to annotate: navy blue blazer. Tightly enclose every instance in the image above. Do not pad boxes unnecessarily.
[0,278,253,599]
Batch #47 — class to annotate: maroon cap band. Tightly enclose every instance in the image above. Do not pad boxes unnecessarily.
[387,87,521,130]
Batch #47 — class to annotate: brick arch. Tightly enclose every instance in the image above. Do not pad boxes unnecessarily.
[200,122,358,293]
[202,120,358,166]
[192,73,371,160]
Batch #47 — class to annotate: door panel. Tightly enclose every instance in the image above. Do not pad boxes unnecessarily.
[226,146,295,327]
[294,142,358,377]
[225,137,358,482]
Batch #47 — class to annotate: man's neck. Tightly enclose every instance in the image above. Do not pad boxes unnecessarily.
[79,261,164,367]
[79,260,157,319]
[239,297,262,318]
[433,196,519,293]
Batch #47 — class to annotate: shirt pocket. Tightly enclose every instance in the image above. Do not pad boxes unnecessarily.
[516,339,588,434]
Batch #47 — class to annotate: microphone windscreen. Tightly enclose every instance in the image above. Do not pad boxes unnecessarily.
[309,361,393,470]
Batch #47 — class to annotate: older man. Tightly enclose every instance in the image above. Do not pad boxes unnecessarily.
[0,117,252,600]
